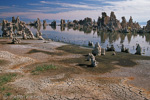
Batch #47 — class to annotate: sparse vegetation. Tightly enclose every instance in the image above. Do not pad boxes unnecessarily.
[6,92,11,96]
[0,73,17,86]
[0,73,17,99]
[32,64,57,74]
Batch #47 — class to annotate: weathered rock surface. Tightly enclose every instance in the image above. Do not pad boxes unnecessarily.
[88,41,94,47]
[12,38,21,44]
[145,20,150,32]
[135,44,142,55]
[92,42,101,56]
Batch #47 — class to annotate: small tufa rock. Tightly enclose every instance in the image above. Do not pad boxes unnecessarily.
[87,53,97,67]
[135,44,142,55]
[87,53,95,61]
[125,48,130,53]
[110,45,115,51]
[91,60,97,67]
[101,48,106,55]
[92,42,101,56]
[88,41,94,47]
[12,38,21,44]
[9,31,13,39]
[36,31,44,40]
[121,44,125,52]
[112,52,116,55]
[22,31,27,39]
[107,44,115,51]
[121,44,130,53]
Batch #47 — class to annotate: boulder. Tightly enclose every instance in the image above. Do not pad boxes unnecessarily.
[107,45,115,51]
[12,38,21,44]
[110,12,116,20]
[16,16,20,24]
[92,42,101,56]
[28,30,35,39]
[121,16,127,29]
[51,20,56,26]
[12,16,16,23]
[101,48,105,55]
[9,31,13,39]
[88,41,94,47]
[36,31,44,40]
[128,16,134,28]
[22,31,27,39]
[87,53,97,67]
[97,16,102,27]
[91,60,97,67]
[102,12,110,26]
[112,52,116,55]
[135,44,142,55]
[145,20,150,32]
[121,44,125,52]
[125,48,130,53]
[43,20,47,26]
[87,53,95,61]
[61,19,66,26]
[73,20,79,25]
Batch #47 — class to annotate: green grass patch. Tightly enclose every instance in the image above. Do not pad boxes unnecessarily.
[6,92,11,96]
[32,64,57,74]
[0,73,17,86]
[0,73,17,98]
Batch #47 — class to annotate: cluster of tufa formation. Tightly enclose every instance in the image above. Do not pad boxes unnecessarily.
[2,20,13,38]
[58,11,150,33]
[121,44,130,53]
[106,44,115,51]
[1,17,46,42]
[2,17,35,40]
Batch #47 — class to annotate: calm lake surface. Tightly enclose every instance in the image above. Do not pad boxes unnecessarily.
[0,25,150,56]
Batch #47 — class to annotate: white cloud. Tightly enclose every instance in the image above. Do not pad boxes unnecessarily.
[40,1,102,9]
[0,6,10,9]
[29,7,68,12]
[103,0,150,22]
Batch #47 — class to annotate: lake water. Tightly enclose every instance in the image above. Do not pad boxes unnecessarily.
[0,25,150,56]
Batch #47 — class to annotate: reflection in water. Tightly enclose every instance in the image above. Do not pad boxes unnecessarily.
[51,25,56,30]
[60,26,65,31]
[43,25,46,30]
[0,25,150,56]
[29,24,41,31]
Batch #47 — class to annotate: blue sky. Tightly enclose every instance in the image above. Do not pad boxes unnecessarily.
[0,0,150,24]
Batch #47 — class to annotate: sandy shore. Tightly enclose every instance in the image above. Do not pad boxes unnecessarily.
[0,38,150,100]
